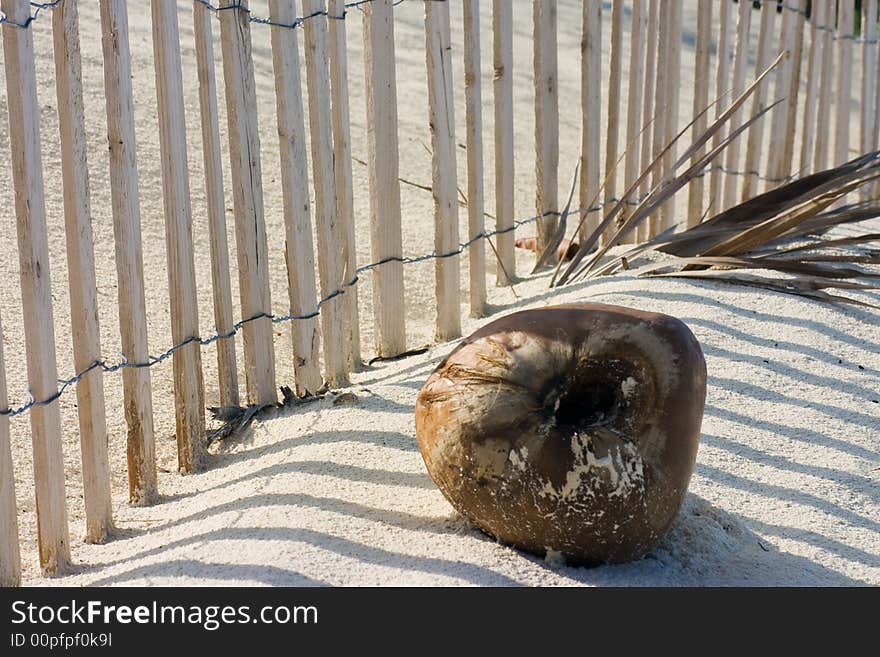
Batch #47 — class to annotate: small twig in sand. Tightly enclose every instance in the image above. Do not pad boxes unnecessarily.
[486,234,519,299]
[368,345,431,366]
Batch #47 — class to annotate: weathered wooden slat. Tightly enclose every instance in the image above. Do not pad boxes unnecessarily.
[875,12,880,199]
[622,0,645,240]
[268,0,322,396]
[766,0,800,189]
[686,0,712,227]
[193,0,239,408]
[0,314,21,586]
[781,0,806,180]
[533,0,559,254]
[363,0,406,356]
[151,0,207,473]
[462,0,486,317]
[218,0,277,405]
[866,0,879,159]
[302,0,350,386]
[99,0,158,507]
[328,0,362,367]
[52,0,113,542]
[659,0,682,231]
[835,0,855,167]
[425,0,461,341]
[800,0,827,174]
[2,0,72,574]
[637,0,656,241]
[649,0,670,237]
[722,0,752,209]
[709,0,732,218]
[604,0,623,239]
[493,0,516,283]
[814,0,836,171]
[740,0,776,202]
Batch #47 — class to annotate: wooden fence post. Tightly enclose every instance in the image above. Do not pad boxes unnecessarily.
[268,0,323,396]
[637,0,656,241]
[686,0,712,228]
[649,0,670,237]
[463,0,486,317]
[766,0,799,188]
[814,0,836,171]
[193,0,239,408]
[219,0,277,405]
[0,315,20,586]
[864,0,879,159]
[862,0,878,201]
[659,0,682,231]
[151,0,206,473]
[533,0,558,255]
[782,0,806,179]
[363,0,406,356]
[800,0,826,174]
[426,0,461,341]
[328,0,362,368]
[622,0,645,239]
[875,14,880,199]
[604,0,623,239]
[709,0,733,219]
[493,0,516,284]
[52,0,113,541]
[722,0,752,210]
[2,0,72,574]
[740,0,776,202]
[302,0,350,386]
[99,0,158,506]
[835,0,855,167]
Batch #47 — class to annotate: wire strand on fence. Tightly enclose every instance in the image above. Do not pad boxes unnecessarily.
[0,0,63,28]
[4,0,877,46]
[0,153,789,421]
[780,1,879,44]
[0,0,440,30]
[0,195,605,419]
[191,0,441,30]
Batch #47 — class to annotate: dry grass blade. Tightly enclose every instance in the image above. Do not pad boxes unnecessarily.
[548,47,878,308]
[644,269,879,309]
[671,51,784,172]
[698,176,879,258]
[785,254,880,264]
[555,54,785,286]
[634,255,880,280]
[783,200,880,240]
[579,203,880,280]
[616,153,880,260]
[553,91,727,286]
[566,101,780,284]
[767,232,880,256]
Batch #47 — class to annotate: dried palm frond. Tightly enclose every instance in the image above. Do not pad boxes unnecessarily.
[552,52,787,287]
[547,50,879,307]
[566,152,880,307]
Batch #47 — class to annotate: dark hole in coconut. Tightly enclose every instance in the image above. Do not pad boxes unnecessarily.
[555,379,620,428]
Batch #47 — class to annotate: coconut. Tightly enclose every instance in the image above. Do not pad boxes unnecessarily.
[414,303,707,565]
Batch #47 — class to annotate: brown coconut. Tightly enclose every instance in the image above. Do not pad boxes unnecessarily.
[414,303,707,565]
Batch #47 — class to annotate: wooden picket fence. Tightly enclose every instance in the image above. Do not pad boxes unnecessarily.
[0,0,877,585]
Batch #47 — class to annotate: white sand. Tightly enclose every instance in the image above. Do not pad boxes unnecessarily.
[30,254,880,586]
[1,1,877,585]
